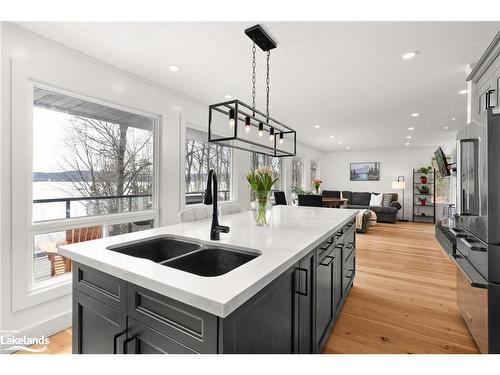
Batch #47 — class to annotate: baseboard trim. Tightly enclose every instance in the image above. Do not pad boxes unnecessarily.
[1,310,71,354]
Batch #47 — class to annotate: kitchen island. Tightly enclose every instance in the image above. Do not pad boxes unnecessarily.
[59,206,357,354]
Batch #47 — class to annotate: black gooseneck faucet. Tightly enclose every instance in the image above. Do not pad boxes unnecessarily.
[204,169,230,240]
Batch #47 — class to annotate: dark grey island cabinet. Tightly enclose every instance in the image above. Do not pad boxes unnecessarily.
[72,217,356,354]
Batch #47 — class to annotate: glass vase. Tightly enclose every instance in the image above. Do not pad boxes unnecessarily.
[253,190,271,226]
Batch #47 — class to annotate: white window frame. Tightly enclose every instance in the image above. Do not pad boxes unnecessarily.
[291,156,304,188]
[181,124,235,209]
[11,75,160,311]
[310,158,320,182]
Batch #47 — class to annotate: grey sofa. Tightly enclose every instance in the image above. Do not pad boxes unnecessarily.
[341,191,401,223]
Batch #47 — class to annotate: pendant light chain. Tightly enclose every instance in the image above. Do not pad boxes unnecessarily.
[251,42,256,117]
[266,50,270,123]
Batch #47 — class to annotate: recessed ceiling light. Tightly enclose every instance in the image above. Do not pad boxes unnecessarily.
[406,135,412,139]
[452,117,456,121]
[346,146,350,150]
[329,135,334,139]
[411,113,420,117]
[224,94,232,99]
[405,142,410,146]
[458,89,468,95]
[444,126,449,130]
[402,51,419,60]
[408,127,415,131]
[168,65,180,72]
[314,125,320,129]
[338,141,343,145]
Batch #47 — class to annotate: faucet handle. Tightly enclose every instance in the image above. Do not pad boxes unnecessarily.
[215,225,230,233]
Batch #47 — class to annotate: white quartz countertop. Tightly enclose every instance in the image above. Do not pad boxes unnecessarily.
[59,206,357,317]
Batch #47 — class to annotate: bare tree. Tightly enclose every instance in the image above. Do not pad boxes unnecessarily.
[61,116,153,215]
[185,139,232,202]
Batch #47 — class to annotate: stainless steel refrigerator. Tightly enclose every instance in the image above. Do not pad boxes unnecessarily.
[455,109,500,353]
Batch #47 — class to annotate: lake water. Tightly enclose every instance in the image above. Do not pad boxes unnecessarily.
[33,181,88,222]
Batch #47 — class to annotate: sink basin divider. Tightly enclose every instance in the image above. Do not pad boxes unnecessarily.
[157,248,206,265]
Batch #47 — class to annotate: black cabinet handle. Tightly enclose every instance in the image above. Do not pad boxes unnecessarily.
[345,269,354,279]
[345,243,354,250]
[113,329,127,354]
[470,246,487,252]
[336,243,344,249]
[486,89,495,110]
[123,336,137,354]
[295,267,308,296]
[320,255,334,267]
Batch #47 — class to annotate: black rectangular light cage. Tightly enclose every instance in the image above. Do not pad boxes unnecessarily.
[208,99,296,157]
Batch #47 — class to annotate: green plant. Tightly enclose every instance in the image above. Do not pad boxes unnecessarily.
[291,186,313,195]
[418,166,432,174]
[246,166,279,192]
[419,185,429,194]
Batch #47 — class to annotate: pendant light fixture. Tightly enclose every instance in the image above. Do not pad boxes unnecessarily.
[207,24,296,157]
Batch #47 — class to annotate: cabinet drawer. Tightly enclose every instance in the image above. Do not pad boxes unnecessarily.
[334,227,344,243]
[342,232,355,265]
[316,236,334,264]
[343,218,356,234]
[126,318,198,354]
[73,263,127,312]
[343,255,355,295]
[127,284,218,354]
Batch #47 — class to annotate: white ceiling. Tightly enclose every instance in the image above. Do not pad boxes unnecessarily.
[15,21,500,152]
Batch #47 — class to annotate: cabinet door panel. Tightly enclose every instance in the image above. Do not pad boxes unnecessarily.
[333,247,342,313]
[315,253,333,348]
[73,289,127,354]
[343,254,356,296]
[220,265,298,353]
[297,251,315,353]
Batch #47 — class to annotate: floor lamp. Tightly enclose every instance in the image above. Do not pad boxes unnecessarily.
[392,176,407,222]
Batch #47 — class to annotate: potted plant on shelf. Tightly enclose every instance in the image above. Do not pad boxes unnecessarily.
[418,185,429,194]
[417,166,432,184]
[418,196,427,206]
[246,166,279,226]
[312,178,322,195]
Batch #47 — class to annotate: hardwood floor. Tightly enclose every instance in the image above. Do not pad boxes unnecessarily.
[13,328,72,355]
[16,221,478,354]
[325,221,479,354]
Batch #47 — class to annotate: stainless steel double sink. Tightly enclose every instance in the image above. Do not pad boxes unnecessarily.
[107,237,260,277]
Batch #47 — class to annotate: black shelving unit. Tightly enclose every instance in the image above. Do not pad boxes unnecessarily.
[412,168,435,223]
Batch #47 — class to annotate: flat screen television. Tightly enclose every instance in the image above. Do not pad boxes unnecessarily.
[434,146,451,177]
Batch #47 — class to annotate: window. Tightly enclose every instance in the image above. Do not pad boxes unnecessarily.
[31,87,158,284]
[33,88,155,222]
[432,155,452,204]
[108,219,154,237]
[291,157,303,188]
[250,153,282,191]
[310,160,318,181]
[185,127,232,205]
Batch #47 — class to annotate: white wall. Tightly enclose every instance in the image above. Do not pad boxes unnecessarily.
[320,147,438,220]
[0,23,323,339]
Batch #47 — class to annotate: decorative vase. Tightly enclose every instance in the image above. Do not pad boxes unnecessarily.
[253,190,271,226]
[314,186,320,195]
[419,198,427,206]
[420,175,428,184]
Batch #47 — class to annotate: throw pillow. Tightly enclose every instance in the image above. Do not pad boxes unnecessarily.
[381,193,393,207]
[369,193,382,206]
